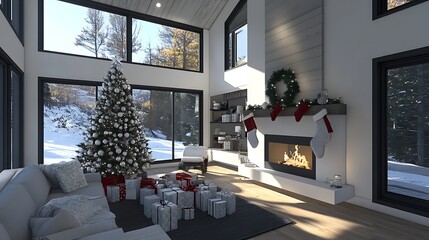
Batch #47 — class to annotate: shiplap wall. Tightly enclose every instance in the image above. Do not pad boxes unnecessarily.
[265,0,323,100]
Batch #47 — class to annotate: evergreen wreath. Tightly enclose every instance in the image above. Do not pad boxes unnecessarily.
[266,68,300,106]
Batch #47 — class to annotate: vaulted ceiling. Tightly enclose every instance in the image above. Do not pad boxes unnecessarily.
[91,0,229,29]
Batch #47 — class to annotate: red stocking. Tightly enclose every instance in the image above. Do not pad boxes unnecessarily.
[270,104,283,121]
[294,100,310,122]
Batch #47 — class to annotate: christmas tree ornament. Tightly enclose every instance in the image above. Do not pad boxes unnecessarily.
[294,100,310,122]
[270,104,283,121]
[310,109,333,158]
[243,113,259,148]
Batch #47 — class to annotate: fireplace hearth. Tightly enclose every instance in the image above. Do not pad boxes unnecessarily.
[265,135,316,179]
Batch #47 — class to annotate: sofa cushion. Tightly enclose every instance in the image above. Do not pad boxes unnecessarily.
[8,164,50,209]
[30,209,80,238]
[0,223,11,240]
[0,169,18,192]
[54,160,88,193]
[45,218,117,240]
[0,183,36,240]
[39,164,61,189]
[48,181,109,209]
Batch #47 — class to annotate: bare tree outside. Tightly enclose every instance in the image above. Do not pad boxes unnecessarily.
[74,9,108,58]
[106,15,142,60]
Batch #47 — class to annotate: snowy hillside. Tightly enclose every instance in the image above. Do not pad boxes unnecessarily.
[43,105,184,165]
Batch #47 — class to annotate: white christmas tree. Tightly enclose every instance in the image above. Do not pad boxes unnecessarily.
[76,59,151,176]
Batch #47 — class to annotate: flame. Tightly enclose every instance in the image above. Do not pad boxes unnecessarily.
[283,145,310,169]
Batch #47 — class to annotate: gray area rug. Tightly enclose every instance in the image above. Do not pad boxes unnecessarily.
[109,196,293,240]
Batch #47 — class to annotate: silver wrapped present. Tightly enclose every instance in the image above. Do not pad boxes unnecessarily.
[163,188,185,220]
[107,185,120,203]
[152,201,178,232]
[125,177,141,200]
[208,198,227,219]
[182,206,195,220]
[143,195,160,218]
[158,188,173,199]
[216,190,236,215]
[199,182,217,198]
[195,189,211,212]
[183,191,195,206]
[139,188,155,205]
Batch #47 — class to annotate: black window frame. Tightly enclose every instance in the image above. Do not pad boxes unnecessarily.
[373,46,429,217]
[224,0,247,71]
[38,0,203,73]
[0,0,24,43]
[0,47,23,171]
[373,0,429,20]
[38,78,204,165]
[129,85,204,164]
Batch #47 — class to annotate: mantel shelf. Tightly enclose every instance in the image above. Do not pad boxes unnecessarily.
[244,104,346,118]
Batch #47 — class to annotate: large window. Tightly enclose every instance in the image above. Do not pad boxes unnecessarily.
[1,48,23,171]
[0,0,24,41]
[373,0,428,19]
[132,19,200,71]
[40,79,100,164]
[132,87,202,162]
[40,0,203,72]
[225,0,247,70]
[40,79,203,164]
[373,46,429,217]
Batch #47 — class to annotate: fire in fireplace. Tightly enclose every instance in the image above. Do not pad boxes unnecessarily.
[265,135,316,179]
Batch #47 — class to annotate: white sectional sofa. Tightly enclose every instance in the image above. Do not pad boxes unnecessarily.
[0,163,171,240]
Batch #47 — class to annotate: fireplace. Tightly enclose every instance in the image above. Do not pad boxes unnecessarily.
[265,135,316,179]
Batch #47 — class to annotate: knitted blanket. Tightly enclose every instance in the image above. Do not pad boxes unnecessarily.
[35,195,115,224]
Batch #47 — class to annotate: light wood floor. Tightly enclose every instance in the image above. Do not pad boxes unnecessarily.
[180,164,429,240]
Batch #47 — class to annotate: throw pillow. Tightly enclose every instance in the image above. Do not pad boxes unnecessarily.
[30,209,80,238]
[54,160,88,193]
[39,164,60,189]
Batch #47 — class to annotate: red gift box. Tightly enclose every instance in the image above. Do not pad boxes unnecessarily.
[141,178,156,188]
[101,175,125,196]
[176,173,192,187]
[118,183,126,200]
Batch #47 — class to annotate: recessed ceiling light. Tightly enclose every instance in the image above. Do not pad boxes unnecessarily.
[156,2,161,8]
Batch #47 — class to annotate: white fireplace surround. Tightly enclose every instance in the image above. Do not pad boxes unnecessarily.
[239,109,354,204]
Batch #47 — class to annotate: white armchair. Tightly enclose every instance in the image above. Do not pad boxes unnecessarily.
[180,146,208,173]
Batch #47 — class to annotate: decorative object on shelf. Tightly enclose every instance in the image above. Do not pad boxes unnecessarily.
[213,101,220,110]
[294,100,310,122]
[243,113,259,148]
[317,89,329,105]
[270,104,283,121]
[334,174,343,188]
[265,68,300,107]
[310,108,333,158]
[76,59,152,177]
[261,102,269,109]
[236,105,244,114]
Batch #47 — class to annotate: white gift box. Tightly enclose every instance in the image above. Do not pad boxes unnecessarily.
[107,185,120,203]
[152,201,178,232]
[195,189,211,212]
[182,207,195,220]
[216,191,236,215]
[143,195,160,218]
[208,198,227,219]
[199,183,217,198]
[158,188,173,199]
[125,177,141,200]
[183,191,195,206]
[139,188,155,205]
[162,188,185,220]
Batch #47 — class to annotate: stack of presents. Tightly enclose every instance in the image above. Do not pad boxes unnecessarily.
[103,170,236,232]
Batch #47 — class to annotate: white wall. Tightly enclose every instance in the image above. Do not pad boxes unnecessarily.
[324,0,429,226]
[23,0,210,166]
[0,11,24,70]
[209,0,265,105]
